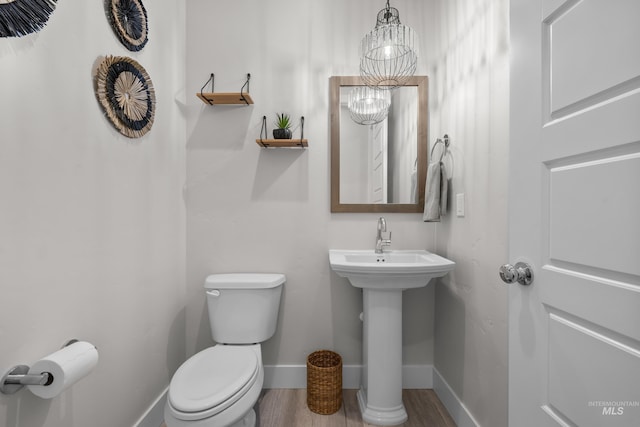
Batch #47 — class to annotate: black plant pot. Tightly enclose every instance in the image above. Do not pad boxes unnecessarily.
[273,128,292,139]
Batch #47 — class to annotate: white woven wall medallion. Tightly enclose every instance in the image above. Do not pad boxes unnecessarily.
[95,55,155,138]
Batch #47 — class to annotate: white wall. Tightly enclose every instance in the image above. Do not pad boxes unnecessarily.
[185,0,436,369]
[0,2,186,426]
[427,0,510,426]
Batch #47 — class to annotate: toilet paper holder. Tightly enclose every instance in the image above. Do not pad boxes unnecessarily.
[0,339,78,395]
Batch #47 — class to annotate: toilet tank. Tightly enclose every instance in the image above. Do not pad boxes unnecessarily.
[204,273,285,344]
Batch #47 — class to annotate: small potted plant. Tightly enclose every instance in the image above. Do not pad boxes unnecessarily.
[273,113,293,139]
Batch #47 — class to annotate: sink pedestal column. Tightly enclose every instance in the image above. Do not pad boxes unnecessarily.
[357,288,408,426]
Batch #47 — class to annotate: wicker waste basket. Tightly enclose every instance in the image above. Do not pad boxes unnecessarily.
[306,350,343,415]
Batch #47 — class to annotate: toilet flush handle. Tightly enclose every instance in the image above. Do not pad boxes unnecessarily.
[206,289,221,297]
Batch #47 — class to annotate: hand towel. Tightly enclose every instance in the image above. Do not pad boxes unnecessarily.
[423,160,441,221]
[440,163,448,215]
[423,160,448,222]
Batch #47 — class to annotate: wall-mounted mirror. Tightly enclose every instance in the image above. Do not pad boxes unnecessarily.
[330,76,428,213]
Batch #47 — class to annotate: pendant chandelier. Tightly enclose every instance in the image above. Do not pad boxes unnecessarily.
[359,0,418,90]
[348,86,391,125]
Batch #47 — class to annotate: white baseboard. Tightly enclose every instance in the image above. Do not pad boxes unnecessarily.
[134,386,168,427]
[263,364,433,389]
[433,367,481,427]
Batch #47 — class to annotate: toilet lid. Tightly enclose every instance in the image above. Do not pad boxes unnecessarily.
[169,346,258,413]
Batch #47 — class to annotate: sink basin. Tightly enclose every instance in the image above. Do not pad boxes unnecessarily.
[329,249,455,425]
[329,249,455,290]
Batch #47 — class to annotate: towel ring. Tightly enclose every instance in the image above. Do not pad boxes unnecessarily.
[430,134,450,161]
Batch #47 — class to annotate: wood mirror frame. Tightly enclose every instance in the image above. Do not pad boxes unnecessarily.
[330,75,428,213]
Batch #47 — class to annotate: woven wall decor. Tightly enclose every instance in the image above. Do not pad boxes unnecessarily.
[95,55,155,138]
[107,0,148,51]
[0,0,58,38]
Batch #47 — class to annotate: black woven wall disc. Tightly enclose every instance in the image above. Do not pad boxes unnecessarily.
[107,0,148,51]
[0,0,58,38]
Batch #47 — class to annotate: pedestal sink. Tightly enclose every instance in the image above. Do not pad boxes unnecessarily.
[329,249,455,426]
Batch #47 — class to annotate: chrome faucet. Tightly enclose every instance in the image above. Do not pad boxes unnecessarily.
[375,217,392,253]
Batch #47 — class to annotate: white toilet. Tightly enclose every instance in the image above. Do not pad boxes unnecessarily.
[164,273,285,427]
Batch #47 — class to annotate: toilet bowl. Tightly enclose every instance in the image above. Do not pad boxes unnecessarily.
[164,273,285,427]
[164,345,263,427]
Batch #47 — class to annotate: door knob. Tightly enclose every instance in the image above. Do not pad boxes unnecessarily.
[499,262,534,286]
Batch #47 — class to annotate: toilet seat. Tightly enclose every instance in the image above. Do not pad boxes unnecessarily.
[168,345,259,421]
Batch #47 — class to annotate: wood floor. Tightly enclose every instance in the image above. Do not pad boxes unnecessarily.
[162,389,456,427]
[258,389,456,427]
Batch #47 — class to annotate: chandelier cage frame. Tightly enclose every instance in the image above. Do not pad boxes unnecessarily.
[359,0,418,90]
[348,86,391,126]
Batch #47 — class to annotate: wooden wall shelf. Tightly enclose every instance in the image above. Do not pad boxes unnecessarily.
[197,73,253,105]
[255,139,308,148]
[257,115,307,148]
[197,92,254,105]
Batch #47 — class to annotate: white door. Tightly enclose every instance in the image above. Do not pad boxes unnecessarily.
[509,0,640,426]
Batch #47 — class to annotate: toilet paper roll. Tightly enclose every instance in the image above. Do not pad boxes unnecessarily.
[27,341,99,399]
